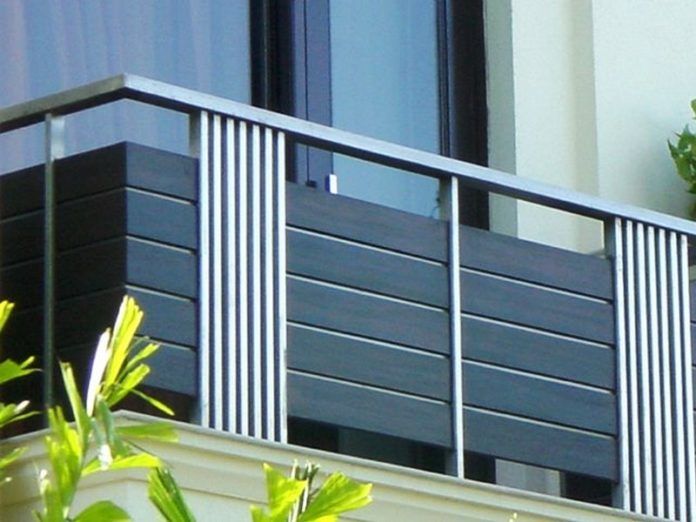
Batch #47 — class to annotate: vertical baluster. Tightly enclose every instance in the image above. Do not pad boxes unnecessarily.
[190,111,210,426]
[446,177,464,478]
[608,219,630,509]
[225,118,237,433]
[43,113,64,415]
[276,132,288,443]
[647,226,665,516]
[658,228,676,519]
[263,127,276,440]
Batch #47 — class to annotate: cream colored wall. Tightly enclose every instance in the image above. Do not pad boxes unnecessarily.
[486,0,696,252]
[0,413,660,522]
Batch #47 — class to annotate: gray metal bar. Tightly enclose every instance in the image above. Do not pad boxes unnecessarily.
[2,74,696,237]
[276,131,288,444]
[446,177,465,478]
[225,117,237,433]
[251,124,263,437]
[669,231,687,520]
[608,218,630,509]
[625,220,642,512]
[263,127,276,440]
[647,226,664,517]
[190,110,210,427]
[211,114,224,430]
[43,113,64,414]
[238,121,249,436]
[679,234,696,521]
[658,228,676,519]
[636,223,654,514]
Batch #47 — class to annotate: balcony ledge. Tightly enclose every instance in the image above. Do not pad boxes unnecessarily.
[0,411,660,522]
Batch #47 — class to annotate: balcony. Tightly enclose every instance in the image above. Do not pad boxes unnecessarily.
[0,76,695,520]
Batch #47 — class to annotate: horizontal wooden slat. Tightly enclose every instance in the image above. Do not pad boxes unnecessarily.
[464,362,616,435]
[288,371,451,447]
[460,225,613,299]
[0,142,196,218]
[287,325,450,401]
[287,229,448,307]
[3,286,196,352]
[462,317,615,389]
[287,183,447,261]
[464,408,617,480]
[0,188,196,265]
[288,278,449,354]
[59,189,196,250]
[0,238,196,308]
[461,271,615,344]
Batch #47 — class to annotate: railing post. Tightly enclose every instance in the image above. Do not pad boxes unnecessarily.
[43,113,64,417]
[608,217,696,520]
[443,177,465,478]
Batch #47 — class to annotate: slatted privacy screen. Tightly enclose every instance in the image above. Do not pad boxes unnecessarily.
[458,223,618,480]
[192,112,287,442]
[610,218,696,521]
[285,184,453,449]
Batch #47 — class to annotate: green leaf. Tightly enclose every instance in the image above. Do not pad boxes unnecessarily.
[129,388,175,416]
[297,472,372,522]
[0,300,14,333]
[148,467,197,522]
[116,422,178,443]
[0,357,38,386]
[74,500,132,521]
[256,463,308,521]
[60,362,91,449]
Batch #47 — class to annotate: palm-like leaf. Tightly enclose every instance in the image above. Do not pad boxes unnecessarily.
[148,467,197,522]
[34,296,177,521]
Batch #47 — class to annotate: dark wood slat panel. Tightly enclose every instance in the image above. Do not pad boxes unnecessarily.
[288,371,451,447]
[461,271,615,344]
[0,213,43,265]
[462,317,615,389]
[464,362,616,435]
[59,342,197,397]
[464,408,617,480]
[57,188,197,250]
[1,239,195,308]
[287,183,447,261]
[1,188,196,266]
[287,230,448,307]
[460,225,613,299]
[287,325,450,401]
[288,278,449,354]
[51,287,196,349]
[0,142,196,219]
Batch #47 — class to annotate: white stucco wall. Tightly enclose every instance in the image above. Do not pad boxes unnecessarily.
[486,0,696,252]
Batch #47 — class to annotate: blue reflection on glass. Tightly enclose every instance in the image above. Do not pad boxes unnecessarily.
[330,0,441,217]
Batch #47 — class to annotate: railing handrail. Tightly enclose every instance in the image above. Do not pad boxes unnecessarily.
[1,73,695,236]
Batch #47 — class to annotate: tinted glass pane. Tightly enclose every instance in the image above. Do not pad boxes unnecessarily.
[330,0,440,217]
[0,0,249,171]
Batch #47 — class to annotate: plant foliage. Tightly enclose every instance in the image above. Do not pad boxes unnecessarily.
[250,461,372,522]
[0,300,38,485]
[33,296,176,522]
[669,99,696,217]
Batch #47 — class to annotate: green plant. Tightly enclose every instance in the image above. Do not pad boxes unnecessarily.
[0,295,373,521]
[34,296,177,521]
[0,300,38,484]
[250,461,372,522]
[668,99,696,216]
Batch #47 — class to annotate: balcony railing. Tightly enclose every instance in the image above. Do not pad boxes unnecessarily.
[1,75,696,520]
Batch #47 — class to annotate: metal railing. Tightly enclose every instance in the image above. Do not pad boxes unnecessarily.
[2,75,696,520]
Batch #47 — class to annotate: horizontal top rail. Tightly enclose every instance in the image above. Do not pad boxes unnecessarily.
[1,74,695,237]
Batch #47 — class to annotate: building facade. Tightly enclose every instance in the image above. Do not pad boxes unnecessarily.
[2,1,696,520]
